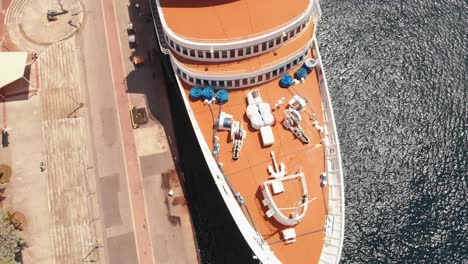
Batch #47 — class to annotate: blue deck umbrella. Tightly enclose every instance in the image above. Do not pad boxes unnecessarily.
[279,74,293,88]
[295,68,308,79]
[189,87,202,100]
[216,89,229,104]
[202,87,215,100]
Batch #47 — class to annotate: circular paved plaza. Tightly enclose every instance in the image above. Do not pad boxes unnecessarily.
[5,0,84,51]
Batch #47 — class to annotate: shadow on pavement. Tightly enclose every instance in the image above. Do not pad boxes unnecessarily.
[123,1,257,263]
[125,1,171,122]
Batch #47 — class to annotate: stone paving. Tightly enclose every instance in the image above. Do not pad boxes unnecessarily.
[42,118,94,263]
[39,36,98,263]
[4,0,83,52]
[1,34,99,263]
[2,0,199,263]
[0,63,53,264]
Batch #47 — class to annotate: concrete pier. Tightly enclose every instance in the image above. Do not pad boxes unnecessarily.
[0,0,199,263]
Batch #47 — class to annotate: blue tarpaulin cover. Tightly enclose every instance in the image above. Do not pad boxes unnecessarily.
[216,89,229,104]
[295,68,308,79]
[279,74,293,88]
[189,87,202,99]
[202,87,215,100]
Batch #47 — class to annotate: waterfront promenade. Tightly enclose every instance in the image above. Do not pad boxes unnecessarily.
[0,0,198,263]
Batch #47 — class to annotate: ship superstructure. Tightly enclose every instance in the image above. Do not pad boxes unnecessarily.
[149,0,345,263]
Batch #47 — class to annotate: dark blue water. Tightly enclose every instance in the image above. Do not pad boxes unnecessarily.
[162,0,467,263]
[318,0,467,263]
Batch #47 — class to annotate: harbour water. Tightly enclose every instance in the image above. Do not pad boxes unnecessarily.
[164,0,467,263]
[319,0,467,263]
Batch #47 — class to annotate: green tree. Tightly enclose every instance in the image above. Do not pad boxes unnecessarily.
[0,208,25,264]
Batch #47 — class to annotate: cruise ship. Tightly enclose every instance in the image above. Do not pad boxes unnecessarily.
[149,0,345,263]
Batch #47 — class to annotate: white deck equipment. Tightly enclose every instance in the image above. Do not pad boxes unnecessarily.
[231,121,246,160]
[267,151,286,178]
[283,95,309,144]
[282,228,297,244]
[246,89,275,146]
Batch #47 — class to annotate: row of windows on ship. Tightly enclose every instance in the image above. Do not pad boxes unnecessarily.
[175,49,312,89]
[165,16,310,60]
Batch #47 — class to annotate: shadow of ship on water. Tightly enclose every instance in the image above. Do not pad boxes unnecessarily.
[158,53,258,264]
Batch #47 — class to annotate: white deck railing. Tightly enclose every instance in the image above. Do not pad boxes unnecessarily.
[168,36,315,89]
[156,0,314,48]
[171,36,314,77]
[314,40,346,264]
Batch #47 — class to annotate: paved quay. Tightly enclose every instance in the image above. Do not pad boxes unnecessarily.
[99,0,199,262]
[1,0,199,263]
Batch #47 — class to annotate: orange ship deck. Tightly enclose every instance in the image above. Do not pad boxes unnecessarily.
[175,21,314,74]
[182,51,328,264]
[160,0,309,40]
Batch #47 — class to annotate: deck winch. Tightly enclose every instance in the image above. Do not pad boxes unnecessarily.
[231,122,246,160]
[283,109,309,144]
[215,112,246,160]
[283,95,309,144]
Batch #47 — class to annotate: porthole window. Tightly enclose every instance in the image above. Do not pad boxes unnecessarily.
[242,79,248,85]
[189,77,194,83]
[253,45,259,53]
[176,45,181,52]
[214,51,220,59]
[206,52,212,59]
[203,80,209,86]
[230,50,236,58]
[235,80,240,87]
[249,77,256,84]
[238,49,244,56]
[182,48,188,56]
[190,50,195,57]
[296,27,300,34]
[258,75,264,82]
[219,80,226,87]
[268,40,274,48]
[222,51,228,58]
[266,72,271,79]
[227,80,233,87]
[262,43,267,51]
[246,47,252,55]
[276,37,281,45]
[272,69,278,76]
[198,50,203,58]
[196,79,202,85]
